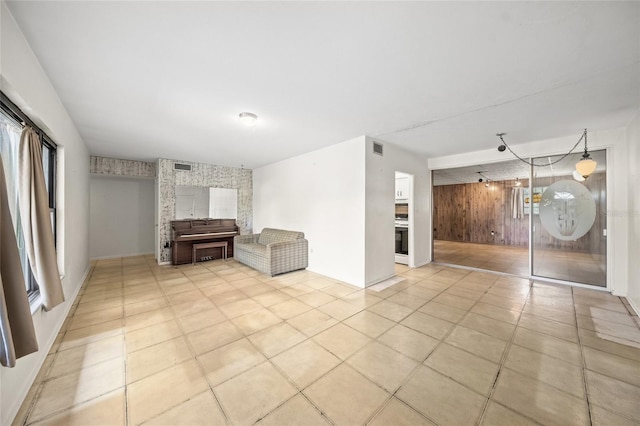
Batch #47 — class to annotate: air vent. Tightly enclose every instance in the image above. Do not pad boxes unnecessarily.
[373,141,383,156]
[174,163,192,171]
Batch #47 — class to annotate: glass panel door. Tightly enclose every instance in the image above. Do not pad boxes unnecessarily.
[431,159,530,275]
[531,150,607,286]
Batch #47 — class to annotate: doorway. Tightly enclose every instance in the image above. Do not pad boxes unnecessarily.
[432,151,607,287]
[395,171,413,266]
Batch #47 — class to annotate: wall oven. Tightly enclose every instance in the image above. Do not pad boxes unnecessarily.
[395,225,408,255]
[395,203,409,264]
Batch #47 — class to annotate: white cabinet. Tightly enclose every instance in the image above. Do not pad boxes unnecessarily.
[395,177,409,201]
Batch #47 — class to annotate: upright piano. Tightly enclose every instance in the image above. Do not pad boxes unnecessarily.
[171,219,239,265]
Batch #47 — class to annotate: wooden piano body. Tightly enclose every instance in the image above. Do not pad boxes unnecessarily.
[171,219,238,265]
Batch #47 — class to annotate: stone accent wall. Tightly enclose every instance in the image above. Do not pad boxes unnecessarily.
[90,156,156,178]
[157,158,253,263]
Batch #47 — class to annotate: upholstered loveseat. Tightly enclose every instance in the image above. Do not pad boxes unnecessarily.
[234,228,308,276]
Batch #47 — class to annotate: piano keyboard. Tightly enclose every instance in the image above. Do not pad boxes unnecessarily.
[176,231,238,240]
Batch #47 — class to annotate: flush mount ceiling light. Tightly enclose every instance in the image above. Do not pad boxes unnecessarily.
[238,112,257,127]
[496,129,597,180]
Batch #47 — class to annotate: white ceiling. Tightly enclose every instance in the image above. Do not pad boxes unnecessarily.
[5,1,640,169]
[432,149,607,186]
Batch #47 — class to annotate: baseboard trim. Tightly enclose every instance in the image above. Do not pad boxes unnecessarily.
[90,252,154,261]
[365,272,397,288]
[627,296,640,317]
[6,264,91,426]
[412,259,432,268]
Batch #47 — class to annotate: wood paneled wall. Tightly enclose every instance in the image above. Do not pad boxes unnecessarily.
[433,173,606,254]
[433,179,528,246]
[432,184,466,241]
[464,181,503,244]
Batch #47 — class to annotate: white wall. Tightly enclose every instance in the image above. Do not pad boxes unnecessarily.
[364,137,431,285]
[428,128,630,297]
[253,135,432,288]
[89,176,154,259]
[253,136,367,286]
[1,3,90,424]
[627,113,640,313]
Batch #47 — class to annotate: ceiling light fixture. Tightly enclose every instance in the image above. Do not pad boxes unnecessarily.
[575,131,597,178]
[496,129,597,179]
[476,171,490,184]
[238,112,257,127]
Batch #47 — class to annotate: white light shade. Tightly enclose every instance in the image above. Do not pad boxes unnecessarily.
[239,112,257,126]
[572,170,586,182]
[575,158,597,177]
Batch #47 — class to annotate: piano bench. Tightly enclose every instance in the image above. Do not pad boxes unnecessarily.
[192,241,228,265]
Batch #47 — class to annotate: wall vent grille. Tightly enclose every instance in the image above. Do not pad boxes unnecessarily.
[174,163,192,171]
[373,142,384,156]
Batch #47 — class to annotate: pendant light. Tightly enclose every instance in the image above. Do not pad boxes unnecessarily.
[575,130,597,178]
[496,129,597,179]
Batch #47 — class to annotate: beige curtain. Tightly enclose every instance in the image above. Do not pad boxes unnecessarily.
[1,157,39,367]
[511,187,524,219]
[18,127,64,311]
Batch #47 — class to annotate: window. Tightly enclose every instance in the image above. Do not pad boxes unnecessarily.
[0,93,57,300]
[42,136,57,242]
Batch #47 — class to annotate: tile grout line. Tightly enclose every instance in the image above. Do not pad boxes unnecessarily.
[19,262,100,426]
[235,268,453,426]
[138,260,234,426]
[114,259,130,426]
[240,282,376,425]
[186,261,287,421]
[572,285,595,426]
[205,265,347,425]
[125,260,173,424]
[395,271,533,425]
[22,264,442,425]
[20,260,639,426]
[452,280,627,418]
[326,270,459,426]
[250,362,337,426]
[186,268,236,426]
[572,289,640,424]
[29,259,128,425]
[475,278,546,426]
[362,271,491,426]
[460,278,533,425]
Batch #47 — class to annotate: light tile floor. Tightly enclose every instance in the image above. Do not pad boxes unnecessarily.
[13,255,640,426]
